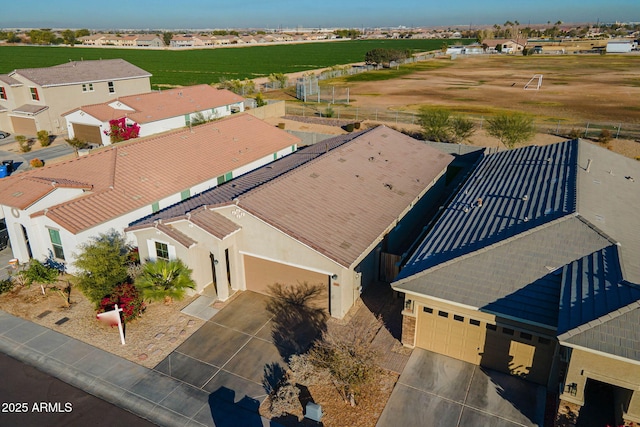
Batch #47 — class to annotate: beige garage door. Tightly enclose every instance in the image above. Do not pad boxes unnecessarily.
[243,255,329,311]
[72,123,102,144]
[417,305,553,385]
[416,306,484,364]
[11,116,37,136]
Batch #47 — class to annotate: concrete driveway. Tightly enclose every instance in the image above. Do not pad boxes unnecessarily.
[377,348,546,427]
[155,291,282,420]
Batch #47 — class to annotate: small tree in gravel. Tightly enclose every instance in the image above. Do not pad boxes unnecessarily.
[307,315,382,406]
[486,112,536,149]
[450,115,476,143]
[418,108,452,142]
[74,230,131,306]
[37,130,51,147]
[16,135,32,152]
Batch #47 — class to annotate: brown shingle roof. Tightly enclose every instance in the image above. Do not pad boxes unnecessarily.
[67,85,244,124]
[237,126,454,267]
[12,59,151,87]
[0,74,22,86]
[0,114,299,233]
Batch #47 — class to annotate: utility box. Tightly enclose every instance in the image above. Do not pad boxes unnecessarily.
[305,402,323,422]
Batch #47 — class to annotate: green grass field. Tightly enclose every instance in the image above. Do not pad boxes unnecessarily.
[0,39,470,87]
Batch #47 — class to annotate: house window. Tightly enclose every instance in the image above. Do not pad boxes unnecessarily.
[422,306,433,314]
[30,87,39,101]
[469,319,481,326]
[151,202,159,213]
[155,242,169,261]
[438,310,448,318]
[486,323,497,331]
[82,83,94,92]
[502,327,515,336]
[108,81,115,93]
[185,114,191,126]
[180,189,190,200]
[0,87,6,100]
[48,228,65,260]
[453,314,464,322]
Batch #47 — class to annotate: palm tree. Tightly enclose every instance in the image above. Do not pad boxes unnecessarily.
[135,259,196,304]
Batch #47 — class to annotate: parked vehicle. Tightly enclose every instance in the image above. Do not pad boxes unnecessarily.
[0,131,9,139]
[0,219,8,250]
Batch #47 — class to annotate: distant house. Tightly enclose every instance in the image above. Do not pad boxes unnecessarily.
[63,85,245,145]
[0,114,300,270]
[392,140,640,424]
[0,59,151,136]
[135,35,165,48]
[170,35,194,48]
[127,126,454,316]
[484,38,526,53]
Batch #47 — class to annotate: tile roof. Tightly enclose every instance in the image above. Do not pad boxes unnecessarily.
[397,140,578,280]
[0,74,22,86]
[393,139,640,360]
[396,216,612,327]
[237,126,454,267]
[13,104,49,115]
[128,129,370,228]
[182,208,241,240]
[0,114,299,233]
[12,59,151,87]
[66,85,245,124]
[154,223,197,248]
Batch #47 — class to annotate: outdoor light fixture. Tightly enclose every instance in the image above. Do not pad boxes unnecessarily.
[213,259,219,265]
[331,274,338,280]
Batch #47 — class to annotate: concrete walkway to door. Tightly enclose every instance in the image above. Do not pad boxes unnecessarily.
[377,348,547,427]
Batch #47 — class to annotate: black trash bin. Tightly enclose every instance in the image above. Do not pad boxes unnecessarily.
[2,160,13,174]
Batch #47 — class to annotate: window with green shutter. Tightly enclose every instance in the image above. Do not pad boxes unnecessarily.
[217,175,225,185]
[152,202,159,213]
[180,189,190,200]
[224,172,232,181]
[185,114,191,126]
[48,229,65,260]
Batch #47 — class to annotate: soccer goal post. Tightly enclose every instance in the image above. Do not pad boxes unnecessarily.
[524,74,543,90]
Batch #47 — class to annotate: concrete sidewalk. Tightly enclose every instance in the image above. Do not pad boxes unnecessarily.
[0,310,273,427]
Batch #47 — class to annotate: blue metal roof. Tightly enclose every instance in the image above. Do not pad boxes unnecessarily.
[129,129,371,227]
[397,140,578,280]
[558,245,640,336]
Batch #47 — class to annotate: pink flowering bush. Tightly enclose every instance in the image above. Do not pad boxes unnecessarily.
[98,282,145,322]
[104,118,140,143]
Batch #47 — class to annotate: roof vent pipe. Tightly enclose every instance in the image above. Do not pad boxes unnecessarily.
[586,159,592,173]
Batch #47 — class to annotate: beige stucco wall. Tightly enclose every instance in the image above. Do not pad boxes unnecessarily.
[561,345,640,420]
[6,75,151,135]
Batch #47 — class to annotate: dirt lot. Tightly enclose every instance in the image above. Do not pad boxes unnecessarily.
[340,55,640,123]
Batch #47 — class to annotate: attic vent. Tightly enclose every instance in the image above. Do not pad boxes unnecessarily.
[381,134,388,138]
[338,158,346,163]
[132,195,142,201]
[310,172,319,178]
[12,191,24,197]
[119,151,128,156]
[384,183,393,190]
[595,215,604,222]
[339,241,351,249]
[544,208,553,215]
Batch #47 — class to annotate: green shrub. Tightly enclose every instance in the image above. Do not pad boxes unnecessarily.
[16,135,32,153]
[324,105,335,118]
[345,123,354,132]
[37,130,51,147]
[0,277,14,294]
[598,129,612,143]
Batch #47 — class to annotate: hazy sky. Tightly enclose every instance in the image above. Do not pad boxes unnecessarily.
[1,0,638,29]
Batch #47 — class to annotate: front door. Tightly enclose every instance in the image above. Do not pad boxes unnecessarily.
[209,253,218,294]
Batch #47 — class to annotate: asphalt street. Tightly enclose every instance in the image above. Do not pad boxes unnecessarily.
[0,352,157,427]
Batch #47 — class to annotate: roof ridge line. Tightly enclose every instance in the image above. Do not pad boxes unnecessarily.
[558,300,640,341]
[394,214,576,285]
[235,127,376,202]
